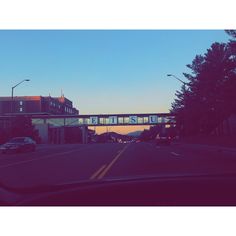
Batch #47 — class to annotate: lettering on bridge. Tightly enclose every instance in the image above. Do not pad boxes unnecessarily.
[31,113,175,127]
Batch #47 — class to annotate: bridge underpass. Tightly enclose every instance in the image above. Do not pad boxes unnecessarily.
[30,113,176,144]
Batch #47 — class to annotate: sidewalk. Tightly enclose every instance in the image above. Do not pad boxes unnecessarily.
[177,136,236,154]
[179,136,236,148]
[177,143,236,154]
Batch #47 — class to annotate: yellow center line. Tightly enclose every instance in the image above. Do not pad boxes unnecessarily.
[90,164,107,180]
[97,144,130,180]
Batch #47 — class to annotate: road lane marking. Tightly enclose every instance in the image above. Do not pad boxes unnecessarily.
[171,152,180,156]
[90,165,107,180]
[97,144,130,180]
[0,146,96,169]
[117,149,123,154]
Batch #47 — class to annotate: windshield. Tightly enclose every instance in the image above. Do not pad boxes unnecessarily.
[0,30,236,206]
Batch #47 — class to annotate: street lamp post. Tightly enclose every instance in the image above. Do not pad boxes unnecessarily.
[167,74,187,92]
[11,79,30,114]
[167,74,187,136]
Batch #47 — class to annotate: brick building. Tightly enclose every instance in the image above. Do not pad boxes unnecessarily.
[0,95,79,115]
[0,95,79,144]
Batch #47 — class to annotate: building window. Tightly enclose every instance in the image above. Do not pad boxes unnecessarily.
[19,101,23,105]
[19,107,23,112]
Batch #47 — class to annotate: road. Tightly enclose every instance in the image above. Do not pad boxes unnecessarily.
[0,142,236,189]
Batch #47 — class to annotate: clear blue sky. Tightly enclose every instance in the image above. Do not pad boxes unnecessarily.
[0,30,230,115]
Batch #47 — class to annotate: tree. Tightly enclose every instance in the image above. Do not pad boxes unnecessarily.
[0,127,9,144]
[139,125,173,141]
[11,116,40,142]
[225,30,236,39]
[171,35,236,137]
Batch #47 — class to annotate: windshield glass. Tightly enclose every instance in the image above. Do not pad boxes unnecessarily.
[0,29,236,206]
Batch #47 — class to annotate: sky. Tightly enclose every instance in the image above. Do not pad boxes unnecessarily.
[0,30,230,134]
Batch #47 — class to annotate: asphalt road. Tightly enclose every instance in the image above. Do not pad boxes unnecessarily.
[0,142,236,189]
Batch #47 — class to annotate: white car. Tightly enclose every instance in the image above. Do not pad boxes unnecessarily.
[0,137,36,154]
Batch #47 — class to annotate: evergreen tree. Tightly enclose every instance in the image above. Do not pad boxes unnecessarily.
[171,31,236,136]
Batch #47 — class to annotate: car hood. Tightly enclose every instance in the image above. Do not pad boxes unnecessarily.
[1,173,236,206]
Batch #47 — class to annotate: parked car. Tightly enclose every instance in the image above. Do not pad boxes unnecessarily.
[0,137,36,154]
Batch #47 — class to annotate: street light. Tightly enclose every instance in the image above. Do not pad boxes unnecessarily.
[167,74,187,89]
[167,74,187,136]
[11,79,30,114]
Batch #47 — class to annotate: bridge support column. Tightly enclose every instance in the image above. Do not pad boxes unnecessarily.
[81,125,88,144]
[60,127,65,144]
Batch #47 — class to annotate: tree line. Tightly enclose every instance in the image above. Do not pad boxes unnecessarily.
[171,30,236,137]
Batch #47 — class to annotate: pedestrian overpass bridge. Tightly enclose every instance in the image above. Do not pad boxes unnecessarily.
[29,113,176,144]
[1,113,175,144]
[31,113,175,127]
